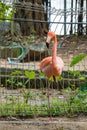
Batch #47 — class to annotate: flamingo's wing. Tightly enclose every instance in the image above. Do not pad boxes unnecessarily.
[39,57,52,71]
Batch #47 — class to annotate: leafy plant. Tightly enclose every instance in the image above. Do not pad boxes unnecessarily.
[70,54,87,67]
[6,70,24,89]
[6,70,38,89]
[0,2,15,20]
[23,90,35,104]
[25,71,35,79]
[68,70,80,76]
[22,71,36,104]
[49,75,63,82]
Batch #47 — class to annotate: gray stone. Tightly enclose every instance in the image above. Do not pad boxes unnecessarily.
[0,22,21,35]
[29,42,47,52]
[21,42,48,61]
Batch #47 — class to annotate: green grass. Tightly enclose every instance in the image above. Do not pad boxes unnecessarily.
[0,94,87,117]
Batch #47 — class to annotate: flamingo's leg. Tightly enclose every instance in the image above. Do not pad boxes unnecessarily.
[47,79,52,121]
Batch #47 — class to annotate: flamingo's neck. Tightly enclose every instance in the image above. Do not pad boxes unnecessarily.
[52,35,57,65]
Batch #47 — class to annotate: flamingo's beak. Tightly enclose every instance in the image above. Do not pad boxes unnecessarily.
[46,42,49,48]
[46,35,52,48]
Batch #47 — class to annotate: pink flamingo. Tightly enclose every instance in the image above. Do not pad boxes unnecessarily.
[39,31,64,82]
[39,31,64,120]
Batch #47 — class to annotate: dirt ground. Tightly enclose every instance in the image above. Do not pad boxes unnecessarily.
[0,116,87,130]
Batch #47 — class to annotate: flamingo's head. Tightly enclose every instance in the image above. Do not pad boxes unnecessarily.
[46,31,55,48]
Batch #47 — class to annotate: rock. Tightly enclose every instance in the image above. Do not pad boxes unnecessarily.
[29,42,47,52]
[0,22,21,36]
[21,42,48,62]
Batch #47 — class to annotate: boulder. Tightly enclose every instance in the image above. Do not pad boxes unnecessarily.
[0,22,21,36]
[20,42,48,62]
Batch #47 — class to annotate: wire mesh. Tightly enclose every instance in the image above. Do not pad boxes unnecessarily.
[0,1,87,122]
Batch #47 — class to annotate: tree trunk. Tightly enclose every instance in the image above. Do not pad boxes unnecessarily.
[15,0,48,35]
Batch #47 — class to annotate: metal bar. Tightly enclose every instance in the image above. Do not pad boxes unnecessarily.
[64,0,66,35]
[70,0,73,34]
[0,120,86,124]
[86,0,87,34]
[0,18,87,24]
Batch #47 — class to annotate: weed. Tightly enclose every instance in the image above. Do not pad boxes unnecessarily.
[0,88,87,117]
[6,70,24,89]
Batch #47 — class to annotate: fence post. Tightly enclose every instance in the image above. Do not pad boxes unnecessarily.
[86,0,87,34]
[70,0,73,34]
[64,0,66,35]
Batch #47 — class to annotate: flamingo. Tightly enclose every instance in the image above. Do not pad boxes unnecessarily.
[39,31,64,120]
